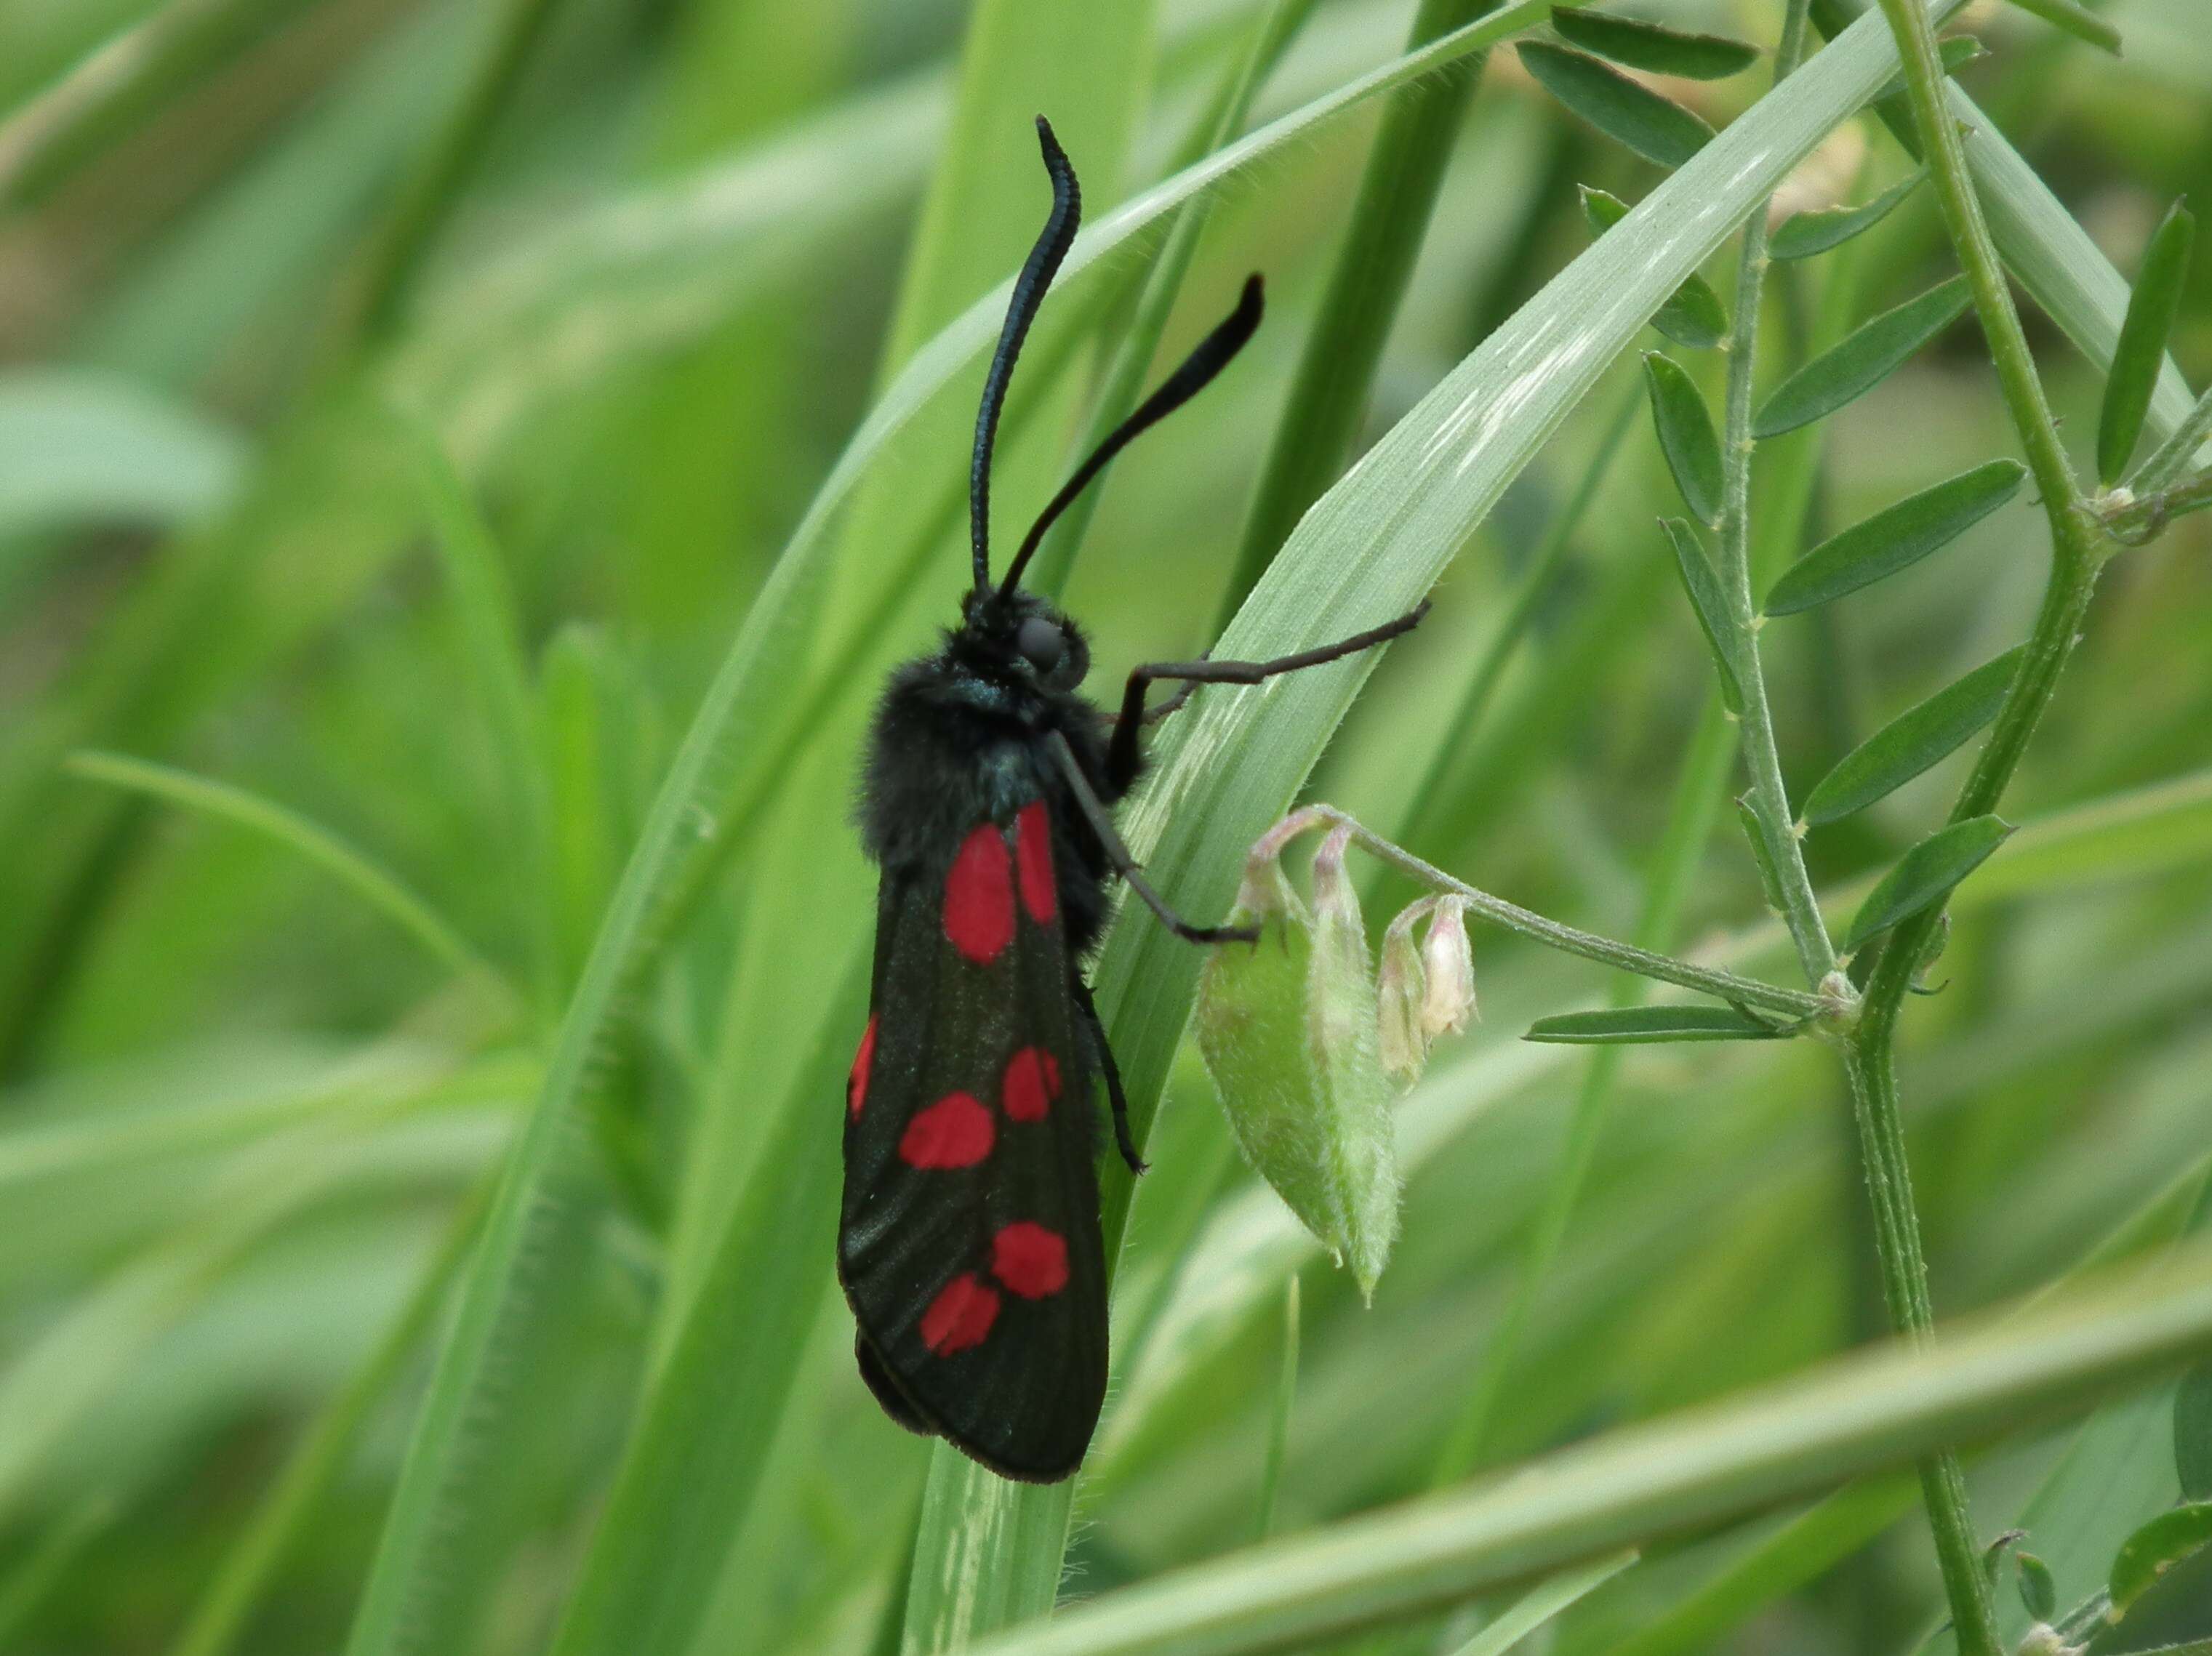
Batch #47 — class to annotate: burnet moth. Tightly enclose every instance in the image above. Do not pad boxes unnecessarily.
[839,116,1427,1483]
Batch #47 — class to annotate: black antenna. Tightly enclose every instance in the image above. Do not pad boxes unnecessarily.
[972,116,1081,592]
[1000,276,1265,598]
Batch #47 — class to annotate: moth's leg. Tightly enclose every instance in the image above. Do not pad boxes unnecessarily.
[1074,978,1145,1175]
[1107,601,1430,788]
[1044,733,1257,946]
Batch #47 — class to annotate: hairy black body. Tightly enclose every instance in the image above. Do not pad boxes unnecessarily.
[836,116,1425,1483]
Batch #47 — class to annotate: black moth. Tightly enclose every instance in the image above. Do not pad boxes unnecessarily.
[839,116,1426,1484]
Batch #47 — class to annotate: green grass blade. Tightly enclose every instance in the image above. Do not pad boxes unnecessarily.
[1518,42,1714,168]
[1762,458,2025,614]
[1843,816,2013,954]
[1752,276,1969,437]
[1800,648,2023,827]
[65,750,507,994]
[1643,354,1723,525]
[2099,199,2197,486]
[1524,1007,1789,1045]
[1581,188,1728,348]
[1771,168,1926,261]
[1550,7,1758,79]
[968,1248,2212,1656]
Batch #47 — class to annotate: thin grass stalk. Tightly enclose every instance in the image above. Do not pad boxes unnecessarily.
[1844,0,2112,1644]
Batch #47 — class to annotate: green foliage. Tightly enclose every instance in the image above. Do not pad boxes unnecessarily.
[1549,8,1759,80]
[1517,42,1714,168]
[1770,168,1926,261]
[2101,199,2197,486]
[1763,457,2026,614]
[1753,274,1971,435]
[4,1,2211,1654]
[1523,1006,1789,1045]
[1799,648,2023,826]
[1642,353,1723,526]
[1845,816,2014,954]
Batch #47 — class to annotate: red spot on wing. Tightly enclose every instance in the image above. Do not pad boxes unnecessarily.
[991,1222,1069,1299]
[1001,1047,1062,1123]
[899,1093,994,1168]
[945,825,1015,964]
[921,1272,1000,1354]
[847,1015,878,1119]
[1015,801,1057,925]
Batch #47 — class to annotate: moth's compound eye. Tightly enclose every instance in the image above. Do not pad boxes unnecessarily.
[1017,616,1066,674]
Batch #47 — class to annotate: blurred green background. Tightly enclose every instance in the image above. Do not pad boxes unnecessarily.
[1,0,2208,1651]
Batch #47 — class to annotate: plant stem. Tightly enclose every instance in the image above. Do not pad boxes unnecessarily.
[1268,806,1830,1021]
[1716,0,1836,994]
[1849,1,2112,1649]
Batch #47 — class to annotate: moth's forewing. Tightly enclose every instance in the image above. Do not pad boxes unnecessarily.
[838,800,1108,1483]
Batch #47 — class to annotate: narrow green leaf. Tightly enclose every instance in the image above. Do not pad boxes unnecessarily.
[1754,275,1970,437]
[1518,42,1715,168]
[1659,518,1742,712]
[1800,648,2024,826]
[2177,1362,2212,1500]
[1524,1006,1787,1045]
[1843,816,2013,954]
[1581,187,1727,347]
[2016,1551,2057,1621]
[1864,33,1986,107]
[2111,1502,2212,1614]
[2003,0,2121,55]
[1771,169,1926,261]
[1764,458,2024,614]
[1550,7,1758,79]
[1643,353,1723,526]
[2100,199,2197,486]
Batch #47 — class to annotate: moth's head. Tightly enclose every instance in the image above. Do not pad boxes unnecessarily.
[958,585,1090,694]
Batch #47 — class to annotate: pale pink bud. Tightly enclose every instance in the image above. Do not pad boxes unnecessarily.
[1419,899,1477,1039]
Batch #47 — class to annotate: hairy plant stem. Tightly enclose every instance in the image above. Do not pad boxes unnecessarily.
[1262,806,1830,1021]
[1718,0,1834,992]
[1845,1,2112,1649]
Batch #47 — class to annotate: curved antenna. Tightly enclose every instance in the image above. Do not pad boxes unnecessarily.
[1000,276,1265,598]
[972,116,1081,592]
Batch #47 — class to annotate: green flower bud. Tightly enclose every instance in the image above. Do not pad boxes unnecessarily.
[1196,817,1401,1298]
